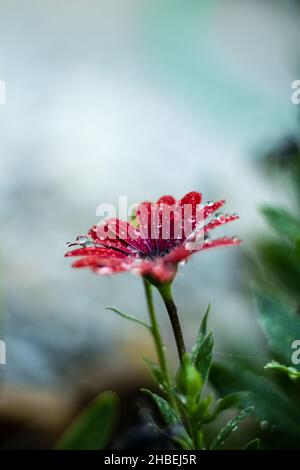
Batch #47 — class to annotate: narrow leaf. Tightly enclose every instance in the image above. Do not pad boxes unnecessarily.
[106,306,150,330]
[243,438,260,450]
[143,356,167,388]
[214,393,240,415]
[264,361,300,380]
[210,406,254,449]
[142,389,194,449]
[261,206,300,243]
[191,304,210,363]
[193,332,214,384]
[142,389,179,425]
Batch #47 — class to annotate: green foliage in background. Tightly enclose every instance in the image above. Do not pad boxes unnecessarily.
[55,391,119,450]
[211,137,300,449]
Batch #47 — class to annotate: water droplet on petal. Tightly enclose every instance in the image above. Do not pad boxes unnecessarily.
[215,212,226,223]
[77,236,88,245]
[67,235,89,247]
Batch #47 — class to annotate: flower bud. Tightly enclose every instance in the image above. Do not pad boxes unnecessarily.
[176,353,203,401]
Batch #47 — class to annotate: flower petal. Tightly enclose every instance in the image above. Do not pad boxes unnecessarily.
[204,199,225,218]
[90,219,149,254]
[65,246,126,258]
[204,213,239,233]
[157,195,177,205]
[72,256,129,271]
[202,236,241,250]
[163,246,190,263]
[178,191,202,207]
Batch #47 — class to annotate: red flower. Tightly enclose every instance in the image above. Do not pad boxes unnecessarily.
[65,191,240,284]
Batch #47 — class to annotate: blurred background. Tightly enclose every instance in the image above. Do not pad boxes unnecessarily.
[0,0,300,449]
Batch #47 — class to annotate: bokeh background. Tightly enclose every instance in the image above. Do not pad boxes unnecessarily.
[0,0,300,448]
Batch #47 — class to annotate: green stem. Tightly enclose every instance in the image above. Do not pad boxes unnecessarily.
[143,279,171,388]
[157,283,186,362]
[195,429,204,450]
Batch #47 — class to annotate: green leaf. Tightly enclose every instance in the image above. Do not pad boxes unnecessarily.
[210,362,300,442]
[214,393,240,415]
[253,289,300,368]
[243,438,260,450]
[141,389,179,426]
[193,332,214,384]
[257,241,300,302]
[261,206,300,243]
[106,306,150,330]
[172,436,194,450]
[55,391,118,450]
[142,389,194,450]
[295,238,300,262]
[264,361,300,380]
[191,304,210,363]
[210,407,254,449]
[143,356,167,388]
[192,394,213,422]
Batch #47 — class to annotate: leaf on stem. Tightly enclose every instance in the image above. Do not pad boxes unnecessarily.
[191,304,210,363]
[210,406,254,450]
[242,438,260,450]
[143,356,167,389]
[141,389,179,425]
[142,389,194,450]
[106,306,151,330]
[264,361,300,380]
[214,393,240,415]
[192,332,214,384]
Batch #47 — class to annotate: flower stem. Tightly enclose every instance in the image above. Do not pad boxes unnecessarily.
[143,278,171,386]
[157,283,186,362]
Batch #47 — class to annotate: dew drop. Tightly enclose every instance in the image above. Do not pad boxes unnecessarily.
[77,236,88,245]
[206,200,214,206]
[67,235,89,247]
[260,420,269,431]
